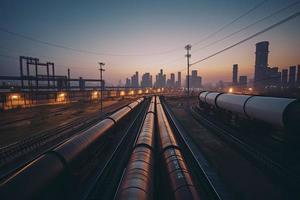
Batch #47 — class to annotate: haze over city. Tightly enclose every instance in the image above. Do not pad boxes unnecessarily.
[0,0,300,85]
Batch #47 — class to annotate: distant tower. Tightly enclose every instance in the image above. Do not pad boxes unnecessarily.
[254,41,269,89]
[135,71,139,87]
[178,72,181,88]
[239,76,247,88]
[297,65,300,86]
[289,66,296,87]
[232,64,238,86]
[281,69,288,86]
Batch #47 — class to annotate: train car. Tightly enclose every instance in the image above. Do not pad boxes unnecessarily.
[198,91,300,130]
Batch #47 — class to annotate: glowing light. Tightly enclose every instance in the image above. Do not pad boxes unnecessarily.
[145,89,149,94]
[129,90,135,95]
[138,89,142,94]
[157,88,161,92]
[228,88,233,93]
[58,93,65,97]
[120,91,125,96]
[91,91,99,100]
[248,87,253,91]
[11,95,19,100]
[57,92,67,102]
[161,88,164,91]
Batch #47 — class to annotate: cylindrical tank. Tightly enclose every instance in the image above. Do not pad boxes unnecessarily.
[244,96,299,128]
[216,94,252,116]
[199,91,209,103]
[205,92,222,107]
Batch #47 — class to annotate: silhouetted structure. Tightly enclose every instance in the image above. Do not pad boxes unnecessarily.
[20,56,55,90]
[155,69,166,88]
[239,76,247,88]
[141,73,152,88]
[282,69,288,86]
[297,65,300,86]
[186,70,202,89]
[267,67,281,86]
[177,72,181,88]
[254,41,269,90]
[166,73,175,88]
[125,78,131,87]
[232,64,238,86]
[289,66,296,87]
[131,71,139,88]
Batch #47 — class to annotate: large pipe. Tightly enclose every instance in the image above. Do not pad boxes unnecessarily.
[0,98,144,199]
[116,96,155,200]
[156,96,200,200]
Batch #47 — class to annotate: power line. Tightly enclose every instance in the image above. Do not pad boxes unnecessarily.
[192,0,300,53]
[155,0,270,66]
[0,27,183,57]
[192,0,269,46]
[0,1,268,59]
[190,11,300,67]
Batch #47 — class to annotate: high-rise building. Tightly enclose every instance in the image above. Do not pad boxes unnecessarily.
[254,41,269,89]
[297,65,300,86]
[177,72,181,88]
[267,67,281,86]
[131,71,139,88]
[232,64,238,86]
[289,66,296,87]
[186,70,202,88]
[239,76,247,87]
[281,69,288,86]
[141,73,152,88]
[166,73,176,88]
[125,78,131,87]
[154,69,166,88]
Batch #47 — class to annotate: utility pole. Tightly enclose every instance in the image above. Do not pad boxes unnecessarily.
[185,44,192,99]
[98,62,105,114]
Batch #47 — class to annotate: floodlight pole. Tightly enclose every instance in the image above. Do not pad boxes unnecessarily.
[185,44,192,100]
[98,62,105,114]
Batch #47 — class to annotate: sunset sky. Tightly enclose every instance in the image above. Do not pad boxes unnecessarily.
[0,0,299,85]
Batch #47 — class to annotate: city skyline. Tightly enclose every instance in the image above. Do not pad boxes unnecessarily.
[0,0,300,85]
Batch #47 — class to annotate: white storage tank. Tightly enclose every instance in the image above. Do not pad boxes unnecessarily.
[199,91,209,103]
[205,92,222,107]
[244,96,298,128]
[216,94,252,116]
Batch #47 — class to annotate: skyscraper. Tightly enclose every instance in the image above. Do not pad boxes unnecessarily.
[289,66,296,87]
[254,41,269,89]
[131,71,139,88]
[155,69,166,88]
[125,78,131,87]
[187,70,202,88]
[232,64,238,86]
[239,76,247,87]
[177,72,181,88]
[297,65,300,86]
[282,69,288,86]
[170,73,175,88]
[141,73,152,88]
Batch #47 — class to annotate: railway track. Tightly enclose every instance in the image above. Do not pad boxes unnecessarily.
[189,104,300,195]
[0,100,130,180]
